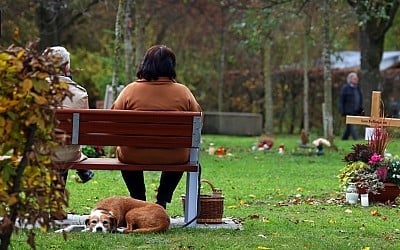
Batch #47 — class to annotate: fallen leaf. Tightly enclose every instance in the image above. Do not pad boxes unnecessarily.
[329,219,336,224]
[262,217,270,223]
[371,210,381,216]
[345,209,352,214]
[248,214,260,219]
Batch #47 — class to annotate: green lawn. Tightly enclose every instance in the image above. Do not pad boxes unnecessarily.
[10,134,400,249]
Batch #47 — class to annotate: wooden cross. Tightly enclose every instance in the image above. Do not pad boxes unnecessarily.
[346,91,400,128]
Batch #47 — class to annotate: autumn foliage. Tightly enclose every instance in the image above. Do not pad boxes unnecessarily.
[0,42,69,249]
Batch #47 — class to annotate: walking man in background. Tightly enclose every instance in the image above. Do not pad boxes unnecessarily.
[339,72,364,140]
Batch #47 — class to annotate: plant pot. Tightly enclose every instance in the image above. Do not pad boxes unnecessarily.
[359,182,400,203]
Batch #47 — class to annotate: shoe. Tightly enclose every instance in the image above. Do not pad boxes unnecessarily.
[76,170,94,183]
[156,200,167,209]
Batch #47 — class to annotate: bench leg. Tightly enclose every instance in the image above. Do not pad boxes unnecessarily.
[184,171,199,227]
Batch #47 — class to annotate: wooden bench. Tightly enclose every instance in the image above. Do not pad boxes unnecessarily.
[55,108,203,227]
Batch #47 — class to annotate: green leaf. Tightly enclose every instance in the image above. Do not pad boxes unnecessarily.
[0,160,16,182]
[32,79,49,93]
[7,110,16,120]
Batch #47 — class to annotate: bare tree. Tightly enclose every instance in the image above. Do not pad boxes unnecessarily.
[218,3,226,114]
[34,0,100,50]
[124,0,134,83]
[103,0,125,109]
[134,0,145,69]
[262,36,273,135]
[302,7,312,134]
[322,0,333,138]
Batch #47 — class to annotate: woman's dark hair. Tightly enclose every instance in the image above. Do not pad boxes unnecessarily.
[136,45,176,80]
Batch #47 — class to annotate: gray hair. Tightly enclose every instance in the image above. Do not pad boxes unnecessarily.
[45,46,70,67]
[347,72,358,83]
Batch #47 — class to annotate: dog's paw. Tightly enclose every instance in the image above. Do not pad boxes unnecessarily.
[55,225,87,233]
[116,227,126,233]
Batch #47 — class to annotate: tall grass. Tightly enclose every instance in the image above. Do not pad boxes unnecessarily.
[10,135,400,249]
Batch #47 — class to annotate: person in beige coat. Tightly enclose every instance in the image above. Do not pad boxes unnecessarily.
[45,46,94,183]
[111,45,202,209]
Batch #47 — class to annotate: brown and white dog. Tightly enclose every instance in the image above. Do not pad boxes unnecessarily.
[84,196,170,233]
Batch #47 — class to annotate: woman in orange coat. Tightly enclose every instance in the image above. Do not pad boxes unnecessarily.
[111,45,202,209]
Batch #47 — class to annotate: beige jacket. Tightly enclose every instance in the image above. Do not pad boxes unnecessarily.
[111,77,202,164]
[53,76,89,163]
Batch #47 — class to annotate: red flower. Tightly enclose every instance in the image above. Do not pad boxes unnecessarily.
[368,153,383,165]
[376,166,388,181]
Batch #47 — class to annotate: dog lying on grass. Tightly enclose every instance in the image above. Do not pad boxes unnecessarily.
[55,196,170,233]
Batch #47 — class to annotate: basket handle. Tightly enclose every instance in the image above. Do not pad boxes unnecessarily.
[201,179,222,196]
[201,179,216,191]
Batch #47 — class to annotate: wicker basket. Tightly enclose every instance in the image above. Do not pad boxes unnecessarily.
[182,179,224,224]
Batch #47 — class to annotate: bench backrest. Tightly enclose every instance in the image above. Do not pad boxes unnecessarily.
[56,108,203,152]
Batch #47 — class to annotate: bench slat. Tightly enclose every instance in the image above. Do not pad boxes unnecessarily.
[65,134,194,147]
[57,158,198,172]
[58,122,193,136]
[56,109,199,124]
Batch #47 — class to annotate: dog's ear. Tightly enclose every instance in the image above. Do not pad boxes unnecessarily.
[85,217,90,226]
[109,215,118,233]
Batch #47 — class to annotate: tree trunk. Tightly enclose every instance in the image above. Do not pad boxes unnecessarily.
[217,4,226,132]
[112,0,125,96]
[359,24,384,116]
[35,0,62,50]
[124,0,134,83]
[322,0,333,138]
[302,12,311,134]
[263,38,273,135]
[218,4,226,114]
[134,0,145,69]
[35,0,101,51]
[103,0,124,109]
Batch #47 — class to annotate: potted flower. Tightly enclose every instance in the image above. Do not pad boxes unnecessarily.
[338,128,400,203]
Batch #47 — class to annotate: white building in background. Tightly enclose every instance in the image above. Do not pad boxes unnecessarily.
[330,51,400,70]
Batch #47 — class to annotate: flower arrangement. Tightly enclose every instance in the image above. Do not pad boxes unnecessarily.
[338,127,400,195]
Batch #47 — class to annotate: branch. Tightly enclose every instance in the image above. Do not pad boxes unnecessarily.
[381,1,400,34]
[10,124,37,222]
[12,124,37,194]
[60,0,100,31]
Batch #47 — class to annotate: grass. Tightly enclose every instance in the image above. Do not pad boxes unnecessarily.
[9,134,400,249]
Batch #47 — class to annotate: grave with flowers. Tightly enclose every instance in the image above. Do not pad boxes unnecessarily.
[339,91,400,204]
[338,141,400,204]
